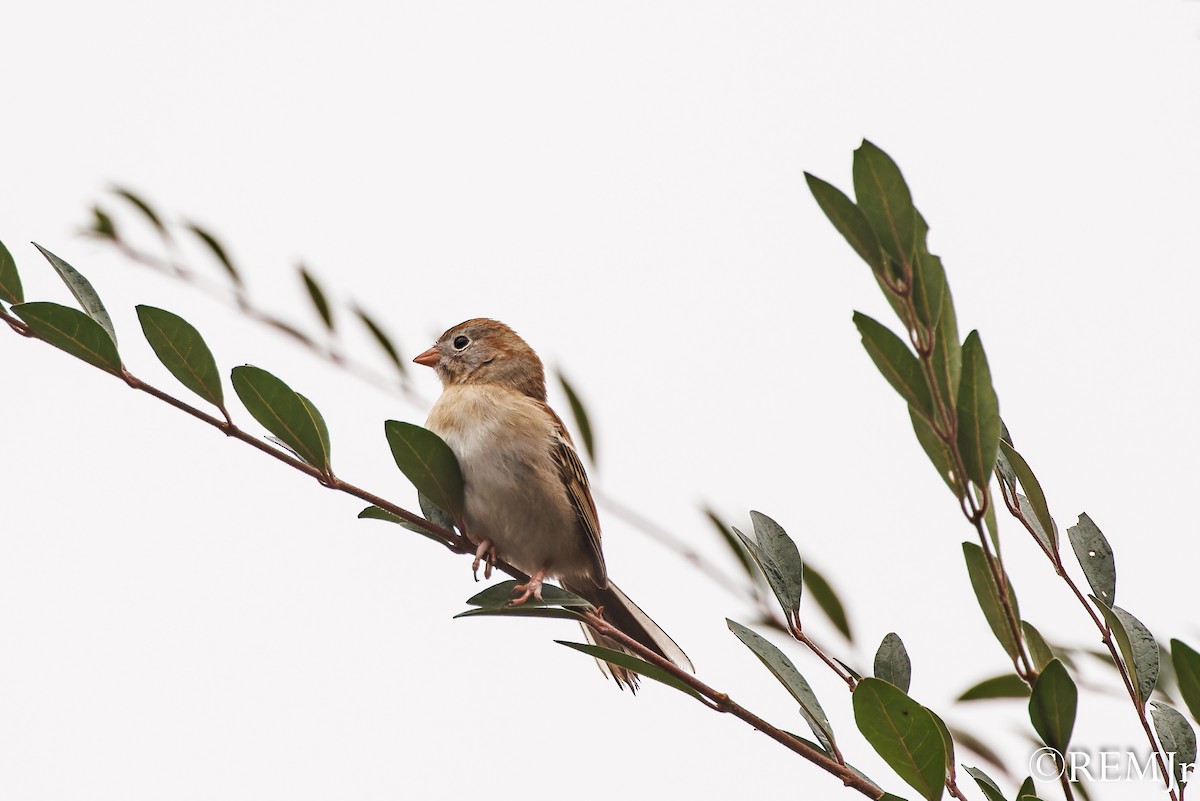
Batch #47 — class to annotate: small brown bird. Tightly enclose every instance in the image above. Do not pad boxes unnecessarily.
[413,318,692,690]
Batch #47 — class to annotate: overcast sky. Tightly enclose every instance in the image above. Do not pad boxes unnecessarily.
[3,3,1198,800]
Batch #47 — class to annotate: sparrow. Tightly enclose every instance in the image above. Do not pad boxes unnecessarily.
[413,318,692,690]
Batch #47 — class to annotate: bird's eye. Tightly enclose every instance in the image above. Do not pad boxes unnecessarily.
[453,335,470,350]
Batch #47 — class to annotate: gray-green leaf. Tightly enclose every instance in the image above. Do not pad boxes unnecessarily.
[1067,513,1115,605]
[33,243,117,346]
[962,542,1021,662]
[1170,639,1200,724]
[728,619,837,754]
[874,632,912,693]
[299,265,335,331]
[1094,601,1158,707]
[0,238,23,304]
[804,172,886,277]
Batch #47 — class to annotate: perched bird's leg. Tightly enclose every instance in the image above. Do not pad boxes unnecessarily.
[510,567,547,605]
[472,539,495,581]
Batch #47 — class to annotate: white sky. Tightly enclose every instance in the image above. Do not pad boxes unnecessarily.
[3,2,1199,800]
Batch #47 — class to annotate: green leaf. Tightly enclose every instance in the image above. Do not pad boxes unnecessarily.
[1028,659,1077,752]
[955,331,1000,488]
[703,507,758,583]
[466,580,591,609]
[957,674,1030,701]
[853,677,946,801]
[1067,513,1115,606]
[962,542,1021,662]
[556,371,596,465]
[297,393,331,468]
[997,441,1056,553]
[1170,639,1200,723]
[0,238,23,304]
[802,562,853,641]
[136,305,224,409]
[1093,600,1158,706]
[929,284,961,414]
[12,302,123,374]
[1017,777,1037,799]
[383,421,464,519]
[457,606,587,622]
[32,243,117,346]
[874,632,912,693]
[853,312,933,419]
[733,510,804,628]
[299,265,335,331]
[1022,621,1056,672]
[353,305,407,377]
[927,709,955,784]
[88,205,118,241]
[804,172,886,277]
[356,505,450,545]
[1150,702,1196,788]
[230,365,330,471]
[963,767,1006,801]
[909,406,961,496]
[852,140,917,275]
[728,619,837,754]
[909,214,945,331]
[111,185,168,236]
[556,641,702,700]
[185,223,242,286]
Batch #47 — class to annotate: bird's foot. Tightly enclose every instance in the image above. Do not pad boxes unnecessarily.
[510,569,547,606]
[471,539,495,581]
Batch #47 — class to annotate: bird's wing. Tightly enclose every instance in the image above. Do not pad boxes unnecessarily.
[541,402,606,585]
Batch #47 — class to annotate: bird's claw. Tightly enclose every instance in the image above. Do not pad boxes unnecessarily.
[471,539,495,581]
[510,570,546,606]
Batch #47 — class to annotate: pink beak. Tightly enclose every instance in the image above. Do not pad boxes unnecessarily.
[413,346,441,368]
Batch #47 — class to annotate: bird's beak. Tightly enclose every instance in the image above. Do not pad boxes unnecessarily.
[413,346,441,368]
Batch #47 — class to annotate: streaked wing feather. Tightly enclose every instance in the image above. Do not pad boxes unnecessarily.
[541,403,606,585]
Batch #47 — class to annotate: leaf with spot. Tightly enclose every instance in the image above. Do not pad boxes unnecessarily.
[0,238,23,304]
[1067,513,1115,606]
[557,371,595,465]
[728,619,837,754]
[874,632,912,693]
[12,302,122,374]
[853,677,946,801]
[1094,601,1158,707]
[1028,659,1077,753]
[956,331,1000,488]
[804,172,886,278]
[853,312,933,420]
[231,365,331,471]
[299,265,335,331]
[384,421,464,520]
[136,305,224,410]
[33,243,117,346]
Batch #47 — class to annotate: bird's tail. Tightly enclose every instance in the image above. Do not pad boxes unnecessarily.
[566,580,693,692]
